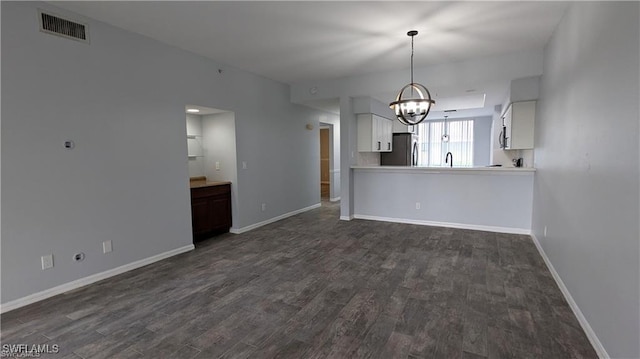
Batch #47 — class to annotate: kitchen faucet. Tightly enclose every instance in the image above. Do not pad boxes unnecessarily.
[445,152,453,168]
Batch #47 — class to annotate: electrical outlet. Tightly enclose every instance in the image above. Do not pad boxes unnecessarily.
[41,254,53,270]
[103,240,112,253]
[215,161,220,170]
[544,226,548,238]
[242,161,247,169]
[261,203,266,211]
[415,202,421,210]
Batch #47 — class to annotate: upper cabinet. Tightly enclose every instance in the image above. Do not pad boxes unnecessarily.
[357,114,393,152]
[501,100,536,150]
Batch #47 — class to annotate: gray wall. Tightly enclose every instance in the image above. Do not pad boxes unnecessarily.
[473,116,492,167]
[354,169,534,232]
[339,96,357,219]
[1,1,331,304]
[532,2,639,358]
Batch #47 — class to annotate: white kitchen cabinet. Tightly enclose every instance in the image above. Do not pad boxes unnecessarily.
[500,100,535,150]
[357,114,393,152]
[382,118,392,151]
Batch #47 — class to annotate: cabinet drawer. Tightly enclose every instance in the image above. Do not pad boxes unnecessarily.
[191,184,230,199]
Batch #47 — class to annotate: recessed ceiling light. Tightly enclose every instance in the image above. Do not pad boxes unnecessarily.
[186,108,200,113]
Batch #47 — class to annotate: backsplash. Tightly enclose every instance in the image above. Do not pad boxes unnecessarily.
[492,149,534,168]
[357,152,380,166]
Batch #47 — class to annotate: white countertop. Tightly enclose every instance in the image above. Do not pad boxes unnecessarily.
[351,165,536,174]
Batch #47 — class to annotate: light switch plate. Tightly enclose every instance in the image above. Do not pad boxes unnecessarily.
[103,240,112,253]
[41,254,54,270]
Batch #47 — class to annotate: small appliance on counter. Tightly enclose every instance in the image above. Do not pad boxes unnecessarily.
[513,158,524,167]
[381,133,418,166]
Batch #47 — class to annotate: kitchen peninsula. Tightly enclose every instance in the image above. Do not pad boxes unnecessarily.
[351,166,535,234]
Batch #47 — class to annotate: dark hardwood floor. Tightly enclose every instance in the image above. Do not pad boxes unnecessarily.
[1,201,597,359]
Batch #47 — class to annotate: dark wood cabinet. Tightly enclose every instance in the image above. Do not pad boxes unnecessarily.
[190,183,231,241]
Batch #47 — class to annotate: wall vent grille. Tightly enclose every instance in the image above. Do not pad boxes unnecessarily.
[39,10,89,43]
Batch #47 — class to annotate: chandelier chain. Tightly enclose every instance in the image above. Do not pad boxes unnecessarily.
[410,34,415,96]
[410,34,414,85]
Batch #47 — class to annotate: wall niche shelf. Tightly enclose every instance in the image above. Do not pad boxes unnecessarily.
[187,136,203,157]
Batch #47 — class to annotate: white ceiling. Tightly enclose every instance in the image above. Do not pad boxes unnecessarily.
[53,1,568,86]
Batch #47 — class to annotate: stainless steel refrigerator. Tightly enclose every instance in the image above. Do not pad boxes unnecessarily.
[381,133,418,166]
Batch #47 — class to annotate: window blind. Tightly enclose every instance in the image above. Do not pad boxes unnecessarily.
[416,119,474,167]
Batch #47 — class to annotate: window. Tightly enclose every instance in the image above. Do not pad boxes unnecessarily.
[416,119,474,167]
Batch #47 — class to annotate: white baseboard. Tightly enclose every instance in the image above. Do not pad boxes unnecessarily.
[330,196,341,202]
[530,234,608,359]
[353,214,530,235]
[230,203,321,234]
[340,215,354,221]
[0,244,195,314]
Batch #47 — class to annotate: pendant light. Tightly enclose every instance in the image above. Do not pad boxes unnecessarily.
[389,30,435,126]
[442,115,450,142]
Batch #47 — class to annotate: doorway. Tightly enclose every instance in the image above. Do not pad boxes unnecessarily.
[320,127,330,199]
[185,104,239,240]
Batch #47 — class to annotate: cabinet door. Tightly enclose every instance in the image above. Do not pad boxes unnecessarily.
[357,114,377,152]
[209,196,232,230]
[510,101,535,149]
[373,115,391,152]
[373,115,382,151]
[191,197,211,236]
[191,185,232,241]
[385,120,393,151]
[357,114,393,152]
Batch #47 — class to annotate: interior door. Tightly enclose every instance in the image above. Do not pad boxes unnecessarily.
[320,128,330,198]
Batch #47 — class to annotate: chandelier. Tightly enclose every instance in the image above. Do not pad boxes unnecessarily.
[389,30,435,126]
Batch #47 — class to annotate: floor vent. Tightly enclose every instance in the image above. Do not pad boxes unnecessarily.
[39,10,89,44]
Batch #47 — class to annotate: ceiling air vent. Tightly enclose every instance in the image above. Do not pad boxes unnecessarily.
[38,10,89,44]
